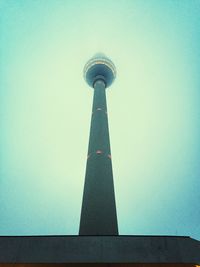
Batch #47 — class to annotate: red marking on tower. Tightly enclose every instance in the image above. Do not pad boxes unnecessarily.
[96,150,103,154]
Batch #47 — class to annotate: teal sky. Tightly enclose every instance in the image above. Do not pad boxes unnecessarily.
[0,0,200,240]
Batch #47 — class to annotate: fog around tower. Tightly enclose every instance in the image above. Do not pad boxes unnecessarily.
[0,0,200,240]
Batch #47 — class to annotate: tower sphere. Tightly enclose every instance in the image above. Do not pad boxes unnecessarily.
[84,53,116,88]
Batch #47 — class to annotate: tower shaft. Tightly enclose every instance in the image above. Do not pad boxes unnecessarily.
[79,80,118,235]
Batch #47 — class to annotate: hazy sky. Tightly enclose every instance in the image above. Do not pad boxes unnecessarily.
[0,0,200,240]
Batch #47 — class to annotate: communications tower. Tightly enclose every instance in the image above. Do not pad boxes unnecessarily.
[79,53,118,235]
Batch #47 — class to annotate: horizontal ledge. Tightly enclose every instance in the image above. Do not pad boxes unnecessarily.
[0,235,200,263]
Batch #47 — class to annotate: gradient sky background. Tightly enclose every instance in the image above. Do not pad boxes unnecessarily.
[0,0,200,240]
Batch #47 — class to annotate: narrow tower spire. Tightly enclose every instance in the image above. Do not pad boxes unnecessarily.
[79,54,118,235]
